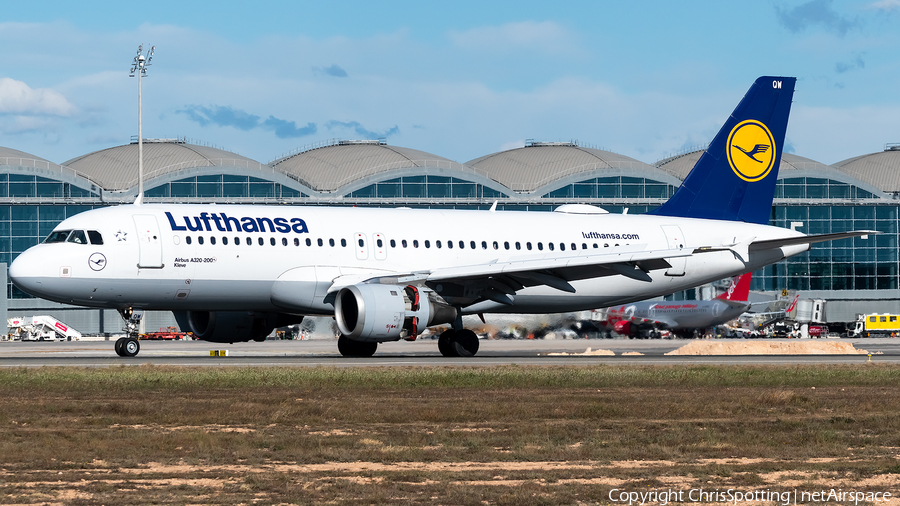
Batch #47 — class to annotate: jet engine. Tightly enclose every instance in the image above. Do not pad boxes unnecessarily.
[613,320,633,336]
[173,311,293,343]
[334,284,456,342]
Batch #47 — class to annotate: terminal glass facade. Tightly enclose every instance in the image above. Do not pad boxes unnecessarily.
[347,175,506,199]
[542,177,676,199]
[146,175,307,199]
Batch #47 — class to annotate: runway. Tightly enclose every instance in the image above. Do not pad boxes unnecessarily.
[1,337,899,367]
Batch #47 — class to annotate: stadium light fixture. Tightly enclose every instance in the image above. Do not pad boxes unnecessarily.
[129,44,155,205]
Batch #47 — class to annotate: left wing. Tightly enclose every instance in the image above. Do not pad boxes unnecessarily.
[346,245,693,307]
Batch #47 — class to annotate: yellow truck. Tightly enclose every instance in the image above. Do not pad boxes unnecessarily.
[848,314,900,337]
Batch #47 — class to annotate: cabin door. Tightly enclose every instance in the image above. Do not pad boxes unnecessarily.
[660,225,686,277]
[134,215,164,268]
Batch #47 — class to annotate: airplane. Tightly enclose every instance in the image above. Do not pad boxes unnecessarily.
[8,76,875,358]
[603,273,753,339]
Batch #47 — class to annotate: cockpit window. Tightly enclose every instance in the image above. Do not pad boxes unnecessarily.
[44,230,72,244]
[88,230,103,245]
[66,230,88,244]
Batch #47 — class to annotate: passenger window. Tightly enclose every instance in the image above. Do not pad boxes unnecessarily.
[425,240,431,248]
[186,236,192,245]
[481,241,487,250]
[330,238,335,247]
[358,238,364,247]
[526,242,532,250]
[538,242,543,251]
[306,238,312,246]
[45,230,72,244]
[593,243,598,249]
[88,230,104,245]
[504,241,509,250]
[436,240,441,249]
[549,243,555,251]
[210,237,216,245]
[492,241,498,250]
[515,242,520,250]
[294,238,300,246]
[235,237,240,245]
[459,241,465,249]
[246,237,252,246]
[223,237,229,245]
[318,238,324,247]
[270,238,276,246]
[402,239,408,248]
[283,238,288,246]
[469,241,475,249]
[377,239,383,247]
[413,240,419,248]
[390,239,396,248]
[258,237,264,246]
[447,241,452,249]
[67,230,88,244]
[198,236,205,245]
[572,243,577,250]
[560,243,565,251]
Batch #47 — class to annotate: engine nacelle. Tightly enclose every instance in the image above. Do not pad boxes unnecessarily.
[613,320,633,336]
[173,310,287,343]
[334,284,456,342]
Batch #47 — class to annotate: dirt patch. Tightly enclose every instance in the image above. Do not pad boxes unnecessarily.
[546,347,615,356]
[666,340,872,355]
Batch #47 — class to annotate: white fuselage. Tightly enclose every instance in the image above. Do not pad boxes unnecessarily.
[9,204,808,315]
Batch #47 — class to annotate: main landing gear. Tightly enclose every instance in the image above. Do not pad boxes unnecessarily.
[337,335,378,357]
[438,329,479,357]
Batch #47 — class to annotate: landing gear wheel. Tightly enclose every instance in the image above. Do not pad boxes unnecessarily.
[114,338,125,357]
[451,329,479,357]
[438,330,457,357]
[122,338,140,357]
[337,335,377,357]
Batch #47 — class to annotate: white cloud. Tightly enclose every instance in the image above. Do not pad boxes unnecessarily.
[867,0,900,11]
[0,77,76,117]
[447,21,580,55]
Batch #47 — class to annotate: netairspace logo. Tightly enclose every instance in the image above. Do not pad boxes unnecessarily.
[165,212,309,234]
[608,488,892,505]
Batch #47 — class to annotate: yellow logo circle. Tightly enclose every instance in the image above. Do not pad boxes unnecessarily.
[727,120,776,182]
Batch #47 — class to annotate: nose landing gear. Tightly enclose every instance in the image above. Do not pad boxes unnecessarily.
[115,307,142,357]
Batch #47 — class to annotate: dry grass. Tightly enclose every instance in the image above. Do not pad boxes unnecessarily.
[1,365,899,504]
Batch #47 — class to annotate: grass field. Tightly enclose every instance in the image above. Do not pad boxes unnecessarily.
[1,365,899,505]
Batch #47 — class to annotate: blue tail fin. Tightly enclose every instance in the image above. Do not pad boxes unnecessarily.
[650,76,796,224]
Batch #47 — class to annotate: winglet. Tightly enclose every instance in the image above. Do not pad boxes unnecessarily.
[650,77,796,224]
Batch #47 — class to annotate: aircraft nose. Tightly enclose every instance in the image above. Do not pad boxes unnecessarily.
[9,248,47,297]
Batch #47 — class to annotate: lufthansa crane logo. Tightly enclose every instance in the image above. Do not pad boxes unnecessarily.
[88,253,107,271]
[727,120,776,182]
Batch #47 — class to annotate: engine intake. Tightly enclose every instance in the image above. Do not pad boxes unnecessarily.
[334,284,456,342]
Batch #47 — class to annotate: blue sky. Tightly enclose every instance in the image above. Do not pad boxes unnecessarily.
[1,0,899,166]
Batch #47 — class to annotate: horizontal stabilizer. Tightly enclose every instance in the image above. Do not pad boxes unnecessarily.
[749,230,877,251]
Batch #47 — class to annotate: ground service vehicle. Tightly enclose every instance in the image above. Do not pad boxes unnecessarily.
[848,314,900,337]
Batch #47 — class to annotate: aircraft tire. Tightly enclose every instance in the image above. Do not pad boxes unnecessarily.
[122,338,140,357]
[438,330,457,357]
[114,338,125,357]
[337,335,377,357]
[450,329,479,357]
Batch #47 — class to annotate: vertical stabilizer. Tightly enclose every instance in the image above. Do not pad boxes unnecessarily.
[651,76,796,224]
[716,273,752,302]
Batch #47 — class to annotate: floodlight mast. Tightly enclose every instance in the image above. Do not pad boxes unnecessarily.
[129,45,154,205]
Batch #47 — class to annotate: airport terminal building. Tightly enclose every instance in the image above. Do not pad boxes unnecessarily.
[2,138,898,334]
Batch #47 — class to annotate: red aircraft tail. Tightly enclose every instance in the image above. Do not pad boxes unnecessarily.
[716,272,752,302]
